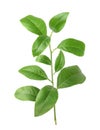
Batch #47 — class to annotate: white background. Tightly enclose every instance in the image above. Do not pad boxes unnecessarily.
[0,0,100,129]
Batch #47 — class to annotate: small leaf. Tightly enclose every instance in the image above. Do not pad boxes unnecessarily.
[20,15,47,35]
[32,35,50,57]
[55,51,65,72]
[36,55,51,65]
[19,65,48,80]
[49,12,69,32]
[15,86,40,101]
[58,38,85,56]
[35,85,58,116]
[57,65,86,89]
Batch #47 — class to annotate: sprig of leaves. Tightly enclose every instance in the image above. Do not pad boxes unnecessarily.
[15,12,86,125]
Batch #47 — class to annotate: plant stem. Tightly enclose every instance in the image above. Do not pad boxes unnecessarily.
[49,31,57,125]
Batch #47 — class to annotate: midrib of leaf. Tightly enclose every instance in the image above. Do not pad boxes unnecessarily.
[61,46,84,54]
[56,52,62,71]
[24,70,47,79]
[53,15,66,29]
[27,17,43,35]
[58,71,82,88]
[37,87,53,114]
[37,38,49,53]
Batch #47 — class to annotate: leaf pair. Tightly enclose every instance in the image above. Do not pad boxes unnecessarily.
[15,85,58,116]
[20,12,69,35]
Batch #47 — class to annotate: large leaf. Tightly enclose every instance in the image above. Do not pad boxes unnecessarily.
[35,85,58,116]
[36,55,51,65]
[57,65,86,89]
[20,15,47,35]
[49,12,69,32]
[58,38,85,56]
[32,35,50,57]
[15,86,40,101]
[55,51,65,72]
[19,65,48,80]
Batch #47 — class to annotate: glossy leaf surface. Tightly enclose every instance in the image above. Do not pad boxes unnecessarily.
[35,85,58,116]
[20,15,47,35]
[58,38,85,56]
[32,35,50,56]
[49,12,69,32]
[55,51,65,72]
[36,55,51,65]
[15,86,39,101]
[19,65,48,80]
[57,65,86,88]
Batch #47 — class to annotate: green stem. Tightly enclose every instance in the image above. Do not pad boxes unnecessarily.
[49,31,57,125]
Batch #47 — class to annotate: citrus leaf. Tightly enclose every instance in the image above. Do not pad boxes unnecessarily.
[55,51,65,72]
[57,65,86,89]
[20,15,47,35]
[36,55,51,65]
[49,12,69,32]
[35,85,58,116]
[32,35,50,57]
[19,65,48,80]
[58,38,85,56]
[15,86,40,101]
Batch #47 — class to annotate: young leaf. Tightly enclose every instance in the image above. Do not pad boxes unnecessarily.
[49,12,69,32]
[19,65,48,80]
[32,35,50,57]
[35,85,58,116]
[15,86,40,101]
[58,38,85,56]
[55,51,65,72]
[36,55,51,65]
[20,15,47,35]
[57,65,86,89]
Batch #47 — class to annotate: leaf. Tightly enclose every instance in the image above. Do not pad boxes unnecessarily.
[32,35,50,57]
[57,65,86,89]
[19,65,48,80]
[49,12,69,32]
[36,55,51,65]
[35,85,58,116]
[55,51,65,72]
[15,86,40,101]
[58,38,85,56]
[20,15,47,35]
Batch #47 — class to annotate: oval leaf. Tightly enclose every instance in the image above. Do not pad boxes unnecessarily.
[55,51,65,72]
[36,55,51,65]
[35,85,58,116]
[58,38,85,56]
[20,15,47,35]
[15,86,40,101]
[32,35,50,57]
[19,65,48,80]
[57,65,86,89]
[49,12,69,32]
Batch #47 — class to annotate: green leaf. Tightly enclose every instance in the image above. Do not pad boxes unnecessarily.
[32,35,50,57]
[57,65,86,89]
[55,51,65,72]
[36,55,51,65]
[15,86,40,101]
[35,85,58,116]
[58,38,85,56]
[49,12,69,32]
[20,15,47,35]
[19,65,48,80]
